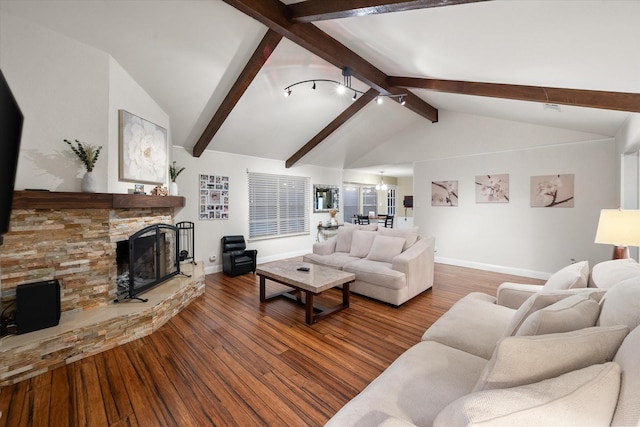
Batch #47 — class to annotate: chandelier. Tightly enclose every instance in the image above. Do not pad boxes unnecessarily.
[375,171,388,191]
[284,67,407,105]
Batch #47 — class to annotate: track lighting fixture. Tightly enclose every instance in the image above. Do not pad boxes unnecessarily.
[283,66,407,106]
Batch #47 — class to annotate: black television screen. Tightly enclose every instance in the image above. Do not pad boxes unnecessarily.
[0,69,24,241]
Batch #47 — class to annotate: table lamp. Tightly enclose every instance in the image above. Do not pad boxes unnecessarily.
[594,209,640,259]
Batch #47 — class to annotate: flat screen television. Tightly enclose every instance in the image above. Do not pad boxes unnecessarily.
[0,69,24,244]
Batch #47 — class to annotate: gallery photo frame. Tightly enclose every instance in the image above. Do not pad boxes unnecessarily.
[118,109,168,184]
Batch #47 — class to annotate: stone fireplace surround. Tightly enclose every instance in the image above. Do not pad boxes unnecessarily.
[0,191,205,386]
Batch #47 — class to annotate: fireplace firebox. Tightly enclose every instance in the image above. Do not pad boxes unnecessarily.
[115,223,181,302]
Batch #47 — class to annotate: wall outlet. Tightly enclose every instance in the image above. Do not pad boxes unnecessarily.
[209,255,216,262]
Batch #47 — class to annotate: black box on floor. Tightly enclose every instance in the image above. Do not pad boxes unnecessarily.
[15,279,61,334]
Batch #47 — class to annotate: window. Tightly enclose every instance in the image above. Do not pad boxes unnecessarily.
[387,188,396,216]
[362,186,377,217]
[248,172,310,239]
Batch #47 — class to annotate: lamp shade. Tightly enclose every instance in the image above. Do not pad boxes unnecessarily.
[594,209,640,246]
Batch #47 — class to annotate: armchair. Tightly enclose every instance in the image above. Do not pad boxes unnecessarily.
[221,235,257,277]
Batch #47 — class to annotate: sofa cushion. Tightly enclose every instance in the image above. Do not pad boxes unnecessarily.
[589,258,640,288]
[335,225,356,253]
[542,260,589,290]
[343,259,405,290]
[612,325,640,426]
[503,289,605,336]
[474,325,629,392]
[421,292,515,360]
[366,235,406,263]
[598,275,640,330]
[349,230,378,258]
[515,293,600,336]
[302,252,360,270]
[435,362,621,427]
[325,341,487,427]
[377,226,419,251]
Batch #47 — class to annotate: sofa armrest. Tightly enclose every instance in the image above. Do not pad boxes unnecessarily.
[313,238,337,255]
[392,236,435,297]
[496,282,544,309]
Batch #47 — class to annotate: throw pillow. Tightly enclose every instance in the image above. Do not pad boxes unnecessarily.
[515,293,600,336]
[503,290,595,337]
[349,230,378,258]
[335,225,356,253]
[377,226,419,251]
[473,325,628,392]
[598,275,640,330]
[366,235,406,263]
[542,260,589,290]
[436,363,621,427]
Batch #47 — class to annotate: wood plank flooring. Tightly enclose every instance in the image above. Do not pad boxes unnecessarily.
[0,263,543,426]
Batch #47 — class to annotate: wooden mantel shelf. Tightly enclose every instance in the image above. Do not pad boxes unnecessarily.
[12,191,185,210]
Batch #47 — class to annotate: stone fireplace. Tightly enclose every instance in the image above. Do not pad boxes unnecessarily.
[0,191,204,386]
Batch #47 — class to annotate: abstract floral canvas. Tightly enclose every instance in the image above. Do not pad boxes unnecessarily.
[432,180,458,206]
[476,174,509,203]
[119,110,167,184]
[530,174,574,207]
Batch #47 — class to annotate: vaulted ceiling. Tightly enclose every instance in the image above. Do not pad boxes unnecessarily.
[3,0,639,177]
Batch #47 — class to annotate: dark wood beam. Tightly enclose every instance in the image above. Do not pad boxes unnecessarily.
[286,89,379,168]
[388,77,640,113]
[192,30,282,157]
[222,0,438,122]
[288,0,490,23]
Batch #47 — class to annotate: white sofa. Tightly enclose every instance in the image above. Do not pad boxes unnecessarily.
[326,259,640,426]
[303,224,435,306]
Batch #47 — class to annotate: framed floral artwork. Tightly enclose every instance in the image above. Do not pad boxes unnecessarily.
[432,180,458,206]
[530,174,574,207]
[118,110,168,184]
[475,174,509,203]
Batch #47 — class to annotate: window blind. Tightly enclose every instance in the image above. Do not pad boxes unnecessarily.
[248,172,310,239]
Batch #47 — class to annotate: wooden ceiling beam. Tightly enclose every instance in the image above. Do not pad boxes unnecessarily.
[288,0,490,23]
[388,77,640,113]
[286,89,379,168]
[222,0,438,122]
[192,29,282,157]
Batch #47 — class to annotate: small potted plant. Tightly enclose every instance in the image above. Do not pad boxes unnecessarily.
[169,161,186,196]
[64,139,102,192]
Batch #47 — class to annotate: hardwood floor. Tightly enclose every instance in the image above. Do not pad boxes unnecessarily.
[0,264,543,427]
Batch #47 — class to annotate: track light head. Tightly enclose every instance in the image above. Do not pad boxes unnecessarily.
[352,91,357,101]
[376,97,383,105]
[337,84,346,95]
[312,81,316,90]
[284,87,291,97]
[399,96,406,106]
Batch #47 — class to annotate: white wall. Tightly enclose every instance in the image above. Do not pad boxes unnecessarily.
[172,147,343,274]
[415,139,617,278]
[0,8,169,194]
[1,10,109,191]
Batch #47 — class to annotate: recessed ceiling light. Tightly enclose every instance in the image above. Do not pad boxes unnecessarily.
[543,103,561,112]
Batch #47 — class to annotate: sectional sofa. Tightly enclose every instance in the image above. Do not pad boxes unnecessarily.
[303,224,435,306]
[326,259,640,426]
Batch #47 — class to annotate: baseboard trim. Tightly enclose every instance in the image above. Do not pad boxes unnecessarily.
[435,257,550,280]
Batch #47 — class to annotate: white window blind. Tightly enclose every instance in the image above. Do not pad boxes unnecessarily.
[248,172,310,239]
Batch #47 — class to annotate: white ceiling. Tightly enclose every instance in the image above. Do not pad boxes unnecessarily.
[2,0,638,178]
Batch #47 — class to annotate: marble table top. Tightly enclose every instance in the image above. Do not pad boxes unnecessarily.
[256,260,355,293]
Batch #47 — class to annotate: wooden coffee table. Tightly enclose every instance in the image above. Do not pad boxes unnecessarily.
[256,260,355,325]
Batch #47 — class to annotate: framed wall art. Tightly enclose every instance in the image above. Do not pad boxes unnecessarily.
[530,174,574,208]
[476,174,509,203]
[199,174,229,220]
[118,109,168,184]
[432,180,458,206]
